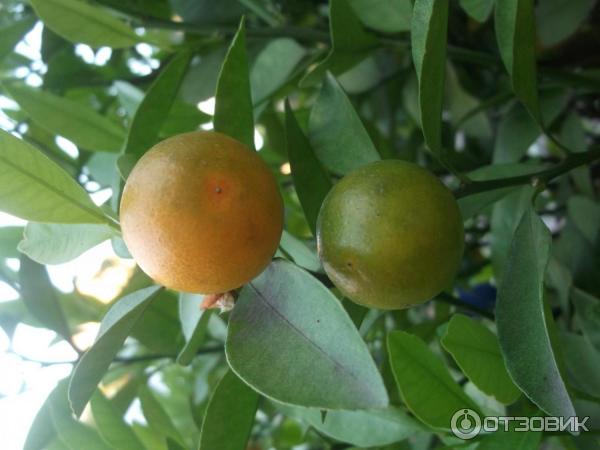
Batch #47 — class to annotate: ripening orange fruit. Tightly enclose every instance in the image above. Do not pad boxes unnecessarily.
[317,160,464,310]
[120,131,283,293]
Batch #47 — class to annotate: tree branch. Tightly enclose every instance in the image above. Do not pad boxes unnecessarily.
[455,146,600,199]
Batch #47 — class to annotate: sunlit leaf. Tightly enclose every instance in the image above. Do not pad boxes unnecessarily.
[177,292,213,365]
[3,82,125,152]
[50,400,113,450]
[214,18,254,149]
[0,130,111,224]
[90,391,146,450]
[24,379,69,450]
[119,52,192,177]
[0,16,36,60]
[69,286,163,416]
[30,0,140,48]
[139,386,185,447]
[19,255,71,339]
[18,223,115,265]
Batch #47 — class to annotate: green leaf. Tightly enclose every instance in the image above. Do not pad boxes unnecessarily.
[131,424,167,450]
[251,38,306,106]
[495,0,540,120]
[0,130,111,224]
[458,163,539,220]
[536,0,596,48]
[129,288,183,355]
[19,255,71,339]
[214,18,254,149]
[301,0,378,85]
[3,82,125,152]
[139,386,185,447]
[279,230,321,272]
[411,0,449,155]
[285,101,332,235]
[0,16,36,60]
[572,288,600,351]
[18,223,115,265]
[348,0,412,33]
[176,292,213,365]
[179,48,227,104]
[119,52,192,177]
[446,63,491,139]
[90,391,146,450]
[198,370,259,450]
[167,439,185,450]
[493,92,567,163]
[50,401,113,450]
[114,81,144,118]
[477,429,542,450]
[560,332,600,398]
[0,226,24,258]
[293,406,423,447]
[387,330,480,430]
[226,259,389,410]
[440,314,520,404]
[160,101,211,138]
[68,285,162,416]
[24,379,70,450]
[459,0,494,22]
[308,73,380,175]
[496,207,576,418]
[490,185,535,280]
[567,195,600,243]
[29,0,140,48]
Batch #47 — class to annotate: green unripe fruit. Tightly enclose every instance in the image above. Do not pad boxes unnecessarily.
[316,160,464,310]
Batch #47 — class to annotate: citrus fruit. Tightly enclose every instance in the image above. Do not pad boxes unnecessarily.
[120,131,283,293]
[317,160,464,309]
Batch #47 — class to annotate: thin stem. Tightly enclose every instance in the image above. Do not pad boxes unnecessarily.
[134,16,330,43]
[436,292,494,320]
[8,345,223,366]
[455,146,600,198]
[135,15,600,89]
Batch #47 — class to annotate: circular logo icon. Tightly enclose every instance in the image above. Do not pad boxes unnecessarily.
[451,408,481,440]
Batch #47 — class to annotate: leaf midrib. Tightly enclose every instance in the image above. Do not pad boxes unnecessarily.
[248,282,380,402]
[12,87,125,143]
[0,152,106,224]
